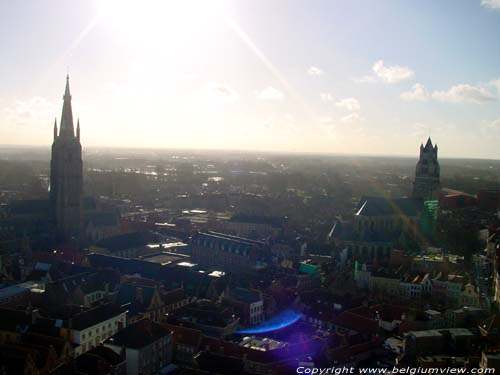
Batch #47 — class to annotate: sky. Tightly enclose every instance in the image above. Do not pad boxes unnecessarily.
[0,0,500,158]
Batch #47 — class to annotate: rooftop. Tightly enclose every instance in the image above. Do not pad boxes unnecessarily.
[356,196,422,217]
[105,319,170,349]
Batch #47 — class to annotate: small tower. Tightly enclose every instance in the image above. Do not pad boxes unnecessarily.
[412,137,440,200]
[50,75,83,243]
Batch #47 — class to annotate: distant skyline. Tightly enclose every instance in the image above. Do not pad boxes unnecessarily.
[1,0,500,158]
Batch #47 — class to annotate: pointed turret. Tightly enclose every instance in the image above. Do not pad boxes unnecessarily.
[77,118,80,141]
[53,118,58,141]
[59,75,75,138]
[424,136,433,150]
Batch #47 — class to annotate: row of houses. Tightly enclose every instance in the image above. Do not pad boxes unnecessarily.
[355,263,484,308]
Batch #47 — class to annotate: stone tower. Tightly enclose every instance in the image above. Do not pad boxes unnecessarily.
[412,137,440,201]
[50,75,83,242]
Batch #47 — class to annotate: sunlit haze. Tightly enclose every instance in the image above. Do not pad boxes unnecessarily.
[1,0,500,158]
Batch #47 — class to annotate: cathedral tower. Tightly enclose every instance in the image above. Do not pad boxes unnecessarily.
[412,137,440,201]
[50,75,83,242]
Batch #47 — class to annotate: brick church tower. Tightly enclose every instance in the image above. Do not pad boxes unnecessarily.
[50,75,83,242]
[412,137,440,201]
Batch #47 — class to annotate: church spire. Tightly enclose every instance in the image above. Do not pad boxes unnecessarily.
[53,118,58,141]
[77,118,80,141]
[59,75,75,138]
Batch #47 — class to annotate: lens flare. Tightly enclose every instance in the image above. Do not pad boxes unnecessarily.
[236,309,302,335]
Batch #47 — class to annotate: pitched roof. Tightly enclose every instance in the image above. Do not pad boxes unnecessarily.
[163,323,203,347]
[356,196,422,217]
[105,319,170,349]
[86,345,124,365]
[116,282,157,310]
[333,309,379,334]
[70,304,125,331]
[229,213,287,227]
[230,288,262,304]
[480,314,500,335]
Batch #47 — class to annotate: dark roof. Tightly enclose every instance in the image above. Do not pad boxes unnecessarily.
[0,307,32,332]
[162,288,187,305]
[22,332,70,357]
[229,213,287,227]
[88,253,162,279]
[49,363,87,375]
[356,196,422,217]
[87,345,124,365]
[333,309,379,334]
[328,220,353,241]
[163,323,203,347]
[480,314,500,335]
[94,231,153,252]
[170,300,237,329]
[43,303,125,331]
[0,343,37,374]
[105,319,170,349]
[195,351,244,375]
[8,199,49,216]
[70,304,125,331]
[85,211,119,227]
[45,269,118,305]
[116,283,156,311]
[195,231,264,247]
[230,288,262,304]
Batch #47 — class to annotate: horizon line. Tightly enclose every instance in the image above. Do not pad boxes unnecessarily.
[1,143,499,162]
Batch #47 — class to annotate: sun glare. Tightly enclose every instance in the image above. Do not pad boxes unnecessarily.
[97,0,225,45]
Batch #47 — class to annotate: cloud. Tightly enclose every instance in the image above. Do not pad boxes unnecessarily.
[431,84,495,103]
[318,116,334,124]
[490,79,500,93]
[258,86,285,101]
[354,75,377,83]
[485,117,500,129]
[355,60,414,84]
[263,113,295,131]
[400,83,429,101]
[372,60,414,84]
[3,96,57,126]
[207,83,238,103]
[307,66,324,76]
[335,98,360,111]
[341,113,362,124]
[320,92,334,102]
[481,0,500,9]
